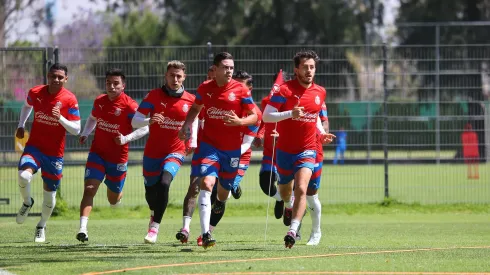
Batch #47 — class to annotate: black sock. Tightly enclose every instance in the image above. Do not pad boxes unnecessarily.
[259,172,278,197]
[145,185,158,212]
[210,200,226,227]
[153,171,173,224]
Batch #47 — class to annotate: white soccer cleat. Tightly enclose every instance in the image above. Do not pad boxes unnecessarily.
[16,198,34,224]
[76,229,89,243]
[306,231,322,246]
[35,227,46,243]
[144,229,158,244]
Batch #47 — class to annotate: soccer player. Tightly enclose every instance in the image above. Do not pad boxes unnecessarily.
[263,50,335,248]
[76,69,149,243]
[305,101,329,245]
[132,60,197,244]
[461,123,479,179]
[207,71,262,233]
[207,65,216,80]
[15,63,81,243]
[255,70,292,219]
[179,52,258,249]
[333,127,347,165]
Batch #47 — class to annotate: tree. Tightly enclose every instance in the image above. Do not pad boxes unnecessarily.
[0,0,42,47]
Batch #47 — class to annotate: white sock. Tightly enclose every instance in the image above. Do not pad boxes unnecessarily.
[150,221,160,231]
[289,219,301,234]
[18,170,33,205]
[183,216,192,231]
[307,194,322,233]
[198,190,211,234]
[272,190,282,201]
[80,216,88,230]
[110,199,122,208]
[37,190,56,228]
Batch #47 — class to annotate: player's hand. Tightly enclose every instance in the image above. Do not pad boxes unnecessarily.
[114,133,124,145]
[16,127,25,139]
[252,137,263,148]
[292,106,304,118]
[52,106,61,120]
[320,133,336,144]
[223,111,242,126]
[79,135,88,144]
[150,113,165,125]
[178,123,191,141]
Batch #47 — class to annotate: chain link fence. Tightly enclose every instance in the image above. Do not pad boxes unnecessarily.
[1,44,489,214]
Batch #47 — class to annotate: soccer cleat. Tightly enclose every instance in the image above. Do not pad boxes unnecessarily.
[201,232,216,249]
[34,226,45,243]
[274,200,284,219]
[176,228,190,244]
[283,207,293,226]
[196,235,203,246]
[231,185,242,199]
[144,229,158,244]
[306,232,322,246]
[284,231,296,249]
[76,229,89,243]
[16,198,34,224]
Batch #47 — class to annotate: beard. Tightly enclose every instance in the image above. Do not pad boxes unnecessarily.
[298,74,313,85]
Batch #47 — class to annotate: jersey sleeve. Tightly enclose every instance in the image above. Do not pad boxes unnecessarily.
[195,83,205,105]
[91,98,99,118]
[127,99,139,122]
[268,85,288,110]
[66,96,81,121]
[26,89,35,106]
[137,91,154,116]
[240,87,255,112]
[319,102,328,122]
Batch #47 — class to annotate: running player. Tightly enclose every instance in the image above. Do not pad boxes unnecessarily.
[15,63,81,242]
[178,52,258,249]
[77,68,149,242]
[263,50,335,248]
[132,60,197,244]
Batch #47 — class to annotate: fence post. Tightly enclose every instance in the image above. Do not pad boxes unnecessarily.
[42,48,48,85]
[435,25,441,164]
[207,42,213,69]
[54,47,59,64]
[382,43,389,198]
[367,101,372,164]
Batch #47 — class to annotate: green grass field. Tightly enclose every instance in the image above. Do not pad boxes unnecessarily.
[1,162,489,215]
[1,206,490,275]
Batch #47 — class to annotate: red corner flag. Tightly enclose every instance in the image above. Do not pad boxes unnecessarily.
[261,70,284,111]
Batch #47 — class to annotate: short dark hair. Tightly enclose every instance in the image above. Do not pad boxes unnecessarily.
[273,71,292,82]
[293,50,320,68]
[49,63,68,75]
[106,68,126,82]
[213,52,233,66]
[233,70,253,86]
[208,65,215,72]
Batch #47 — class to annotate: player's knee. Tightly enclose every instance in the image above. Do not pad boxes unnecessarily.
[43,190,56,208]
[160,171,173,190]
[83,185,98,198]
[201,176,215,191]
[18,170,33,187]
[306,187,318,196]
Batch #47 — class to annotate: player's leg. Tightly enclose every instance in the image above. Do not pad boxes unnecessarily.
[197,142,220,249]
[16,147,40,224]
[154,153,184,226]
[306,163,322,246]
[36,155,63,243]
[340,148,345,165]
[333,146,340,164]
[231,164,247,199]
[284,150,315,248]
[176,175,199,244]
[260,153,284,219]
[142,156,164,244]
[78,152,106,242]
[275,149,296,226]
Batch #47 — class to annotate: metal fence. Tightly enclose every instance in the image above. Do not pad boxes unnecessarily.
[1,44,489,215]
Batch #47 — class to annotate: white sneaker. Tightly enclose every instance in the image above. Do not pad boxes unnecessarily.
[306,231,321,246]
[35,227,46,243]
[76,229,89,243]
[144,229,158,244]
[16,198,34,224]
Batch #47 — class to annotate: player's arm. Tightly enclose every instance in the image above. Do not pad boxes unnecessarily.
[55,98,81,136]
[241,134,255,155]
[16,100,33,139]
[263,87,303,123]
[132,95,153,128]
[118,126,149,145]
[79,115,97,144]
[317,116,335,144]
[189,118,199,148]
